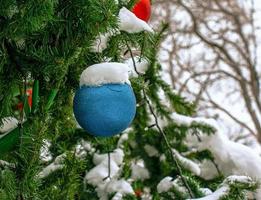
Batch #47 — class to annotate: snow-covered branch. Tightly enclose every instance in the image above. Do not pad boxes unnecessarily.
[188,175,257,200]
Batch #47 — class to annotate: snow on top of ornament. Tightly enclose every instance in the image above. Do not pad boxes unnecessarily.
[119,7,153,33]
[0,117,18,136]
[80,62,131,87]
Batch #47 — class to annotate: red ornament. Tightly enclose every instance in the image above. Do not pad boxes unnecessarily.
[17,89,33,110]
[132,0,151,22]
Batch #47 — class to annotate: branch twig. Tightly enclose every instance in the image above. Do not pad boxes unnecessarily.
[126,41,194,198]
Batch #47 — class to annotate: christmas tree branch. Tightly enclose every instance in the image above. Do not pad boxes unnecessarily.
[126,41,194,198]
[142,88,194,198]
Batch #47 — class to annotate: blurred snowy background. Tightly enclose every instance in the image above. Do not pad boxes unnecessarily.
[151,0,261,152]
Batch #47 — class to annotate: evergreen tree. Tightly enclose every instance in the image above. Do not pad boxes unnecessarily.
[0,0,259,199]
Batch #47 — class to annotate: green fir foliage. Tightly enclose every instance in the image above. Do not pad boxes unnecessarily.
[0,0,258,199]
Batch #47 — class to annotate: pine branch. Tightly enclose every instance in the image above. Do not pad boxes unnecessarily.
[126,40,194,198]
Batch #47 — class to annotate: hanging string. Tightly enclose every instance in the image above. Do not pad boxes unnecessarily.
[103,152,111,181]
[125,40,194,198]
[94,137,112,181]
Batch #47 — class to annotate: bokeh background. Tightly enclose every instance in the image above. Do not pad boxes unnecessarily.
[151,0,261,151]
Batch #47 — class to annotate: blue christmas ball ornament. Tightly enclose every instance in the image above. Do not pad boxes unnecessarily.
[73,62,136,137]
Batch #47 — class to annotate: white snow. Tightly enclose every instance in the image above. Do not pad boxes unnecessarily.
[188,176,254,200]
[199,188,213,196]
[0,117,18,135]
[106,179,134,195]
[172,149,201,176]
[91,6,153,53]
[172,178,192,194]
[40,139,53,162]
[38,140,94,179]
[125,57,150,77]
[84,148,135,200]
[171,113,218,131]
[198,126,261,183]
[91,6,154,53]
[85,159,120,186]
[80,62,131,86]
[131,159,150,181]
[91,31,114,53]
[93,149,124,166]
[190,185,229,200]
[80,140,94,152]
[111,193,123,200]
[117,133,129,148]
[75,139,95,159]
[53,153,67,164]
[144,144,159,157]
[37,163,64,179]
[119,7,153,33]
[157,176,188,194]
[199,160,219,180]
[129,140,138,148]
[225,175,253,184]
[176,113,261,199]
[0,160,15,168]
[141,187,153,200]
[160,154,167,161]
[95,178,134,200]
[37,153,66,178]
[157,176,174,193]
[95,180,110,200]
